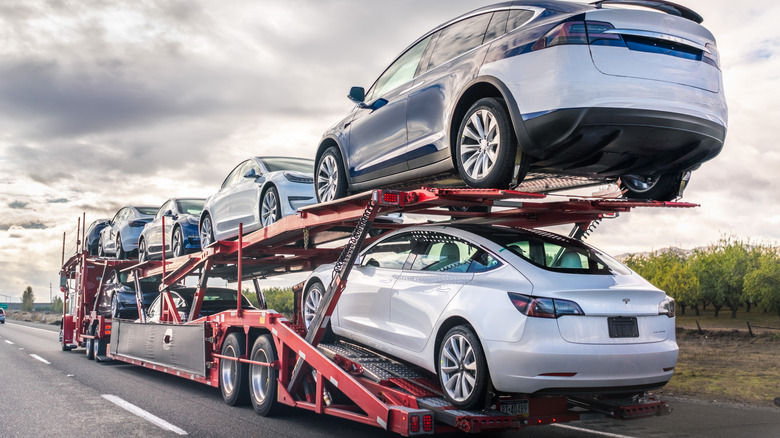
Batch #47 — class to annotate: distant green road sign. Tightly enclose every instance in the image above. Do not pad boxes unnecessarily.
[0,303,8,309]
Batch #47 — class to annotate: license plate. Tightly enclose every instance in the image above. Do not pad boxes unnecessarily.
[499,399,529,417]
[608,316,639,338]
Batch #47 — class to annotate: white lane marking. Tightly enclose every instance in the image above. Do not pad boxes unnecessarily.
[552,423,637,438]
[5,321,59,334]
[30,354,51,364]
[4,340,14,344]
[102,394,188,435]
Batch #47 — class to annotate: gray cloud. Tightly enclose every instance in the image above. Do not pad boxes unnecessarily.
[8,201,28,209]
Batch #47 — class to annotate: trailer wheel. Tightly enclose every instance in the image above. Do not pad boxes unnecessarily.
[220,332,250,406]
[249,334,280,416]
[437,325,489,410]
[85,327,95,360]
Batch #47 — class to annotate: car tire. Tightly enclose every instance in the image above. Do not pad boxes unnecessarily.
[220,332,250,406]
[172,227,185,258]
[116,235,125,260]
[302,281,325,330]
[260,186,282,228]
[456,98,519,189]
[249,334,281,416]
[621,172,686,201]
[437,325,489,410]
[315,146,348,203]
[138,238,148,262]
[200,214,215,249]
[98,239,105,258]
[85,327,95,360]
[110,293,120,319]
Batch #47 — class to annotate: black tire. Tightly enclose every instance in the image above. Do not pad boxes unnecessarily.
[85,327,95,360]
[621,172,685,201]
[302,282,324,330]
[315,146,348,203]
[115,235,126,260]
[110,293,120,319]
[172,227,185,258]
[138,238,148,262]
[455,98,519,189]
[200,215,215,249]
[260,186,282,227]
[437,325,489,410]
[249,334,281,416]
[220,332,250,406]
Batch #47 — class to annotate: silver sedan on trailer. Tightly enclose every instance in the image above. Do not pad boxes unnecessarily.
[302,223,677,409]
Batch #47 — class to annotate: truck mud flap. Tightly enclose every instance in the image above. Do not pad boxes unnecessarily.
[111,320,206,376]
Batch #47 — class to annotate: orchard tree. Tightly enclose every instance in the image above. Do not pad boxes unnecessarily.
[744,250,780,317]
[691,248,724,316]
[21,286,35,312]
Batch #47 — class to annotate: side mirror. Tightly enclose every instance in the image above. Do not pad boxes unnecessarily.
[348,86,365,104]
[164,209,174,217]
[243,168,258,179]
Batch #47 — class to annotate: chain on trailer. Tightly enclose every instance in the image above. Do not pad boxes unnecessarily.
[64,187,692,435]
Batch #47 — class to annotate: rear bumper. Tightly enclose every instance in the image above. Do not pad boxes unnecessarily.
[522,107,726,176]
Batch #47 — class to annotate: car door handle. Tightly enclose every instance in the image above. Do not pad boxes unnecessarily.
[379,279,393,284]
[436,286,451,293]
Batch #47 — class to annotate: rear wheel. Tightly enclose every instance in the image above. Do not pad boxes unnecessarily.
[200,215,215,248]
[172,227,185,258]
[260,186,282,227]
[315,147,347,203]
[85,327,95,360]
[621,172,686,201]
[456,98,519,189]
[438,325,489,410]
[249,334,280,416]
[302,282,324,330]
[220,332,249,406]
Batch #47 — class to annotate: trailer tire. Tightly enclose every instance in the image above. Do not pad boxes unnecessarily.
[85,327,95,360]
[220,332,250,406]
[249,334,280,416]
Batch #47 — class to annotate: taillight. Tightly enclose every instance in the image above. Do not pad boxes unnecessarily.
[703,42,720,68]
[508,293,584,318]
[533,20,624,51]
[658,297,676,318]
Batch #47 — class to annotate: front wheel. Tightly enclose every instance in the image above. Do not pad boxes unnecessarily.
[249,335,281,416]
[200,215,215,249]
[220,332,249,406]
[260,186,282,227]
[110,293,120,319]
[302,282,324,330]
[456,98,518,189]
[138,238,148,262]
[621,172,687,201]
[315,147,348,203]
[115,235,126,259]
[172,227,184,258]
[438,325,489,410]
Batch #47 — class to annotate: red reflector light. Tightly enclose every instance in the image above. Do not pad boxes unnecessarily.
[422,414,433,432]
[383,192,399,204]
[410,415,420,433]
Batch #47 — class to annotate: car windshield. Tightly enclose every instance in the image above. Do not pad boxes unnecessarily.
[176,199,205,215]
[136,207,159,215]
[258,157,314,173]
[466,226,630,275]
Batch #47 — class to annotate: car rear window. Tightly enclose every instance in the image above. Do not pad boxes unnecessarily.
[468,227,630,275]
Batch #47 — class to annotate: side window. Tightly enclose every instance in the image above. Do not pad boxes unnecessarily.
[426,13,493,70]
[221,161,249,189]
[484,10,509,42]
[156,201,172,219]
[409,233,500,273]
[361,234,415,270]
[366,35,433,102]
[507,9,535,31]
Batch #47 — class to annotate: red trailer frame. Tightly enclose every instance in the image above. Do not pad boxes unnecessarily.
[68,188,689,435]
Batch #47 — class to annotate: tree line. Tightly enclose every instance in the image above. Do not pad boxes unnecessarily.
[624,237,780,318]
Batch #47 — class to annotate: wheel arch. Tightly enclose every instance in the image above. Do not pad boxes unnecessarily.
[449,76,532,168]
[433,316,487,370]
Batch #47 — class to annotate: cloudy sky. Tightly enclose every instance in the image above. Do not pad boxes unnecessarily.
[0,0,777,302]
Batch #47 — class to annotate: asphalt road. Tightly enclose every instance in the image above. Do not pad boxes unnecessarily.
[1,320,778,437]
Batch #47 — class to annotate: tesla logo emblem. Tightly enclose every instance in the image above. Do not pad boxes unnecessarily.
[623,298,631,306]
